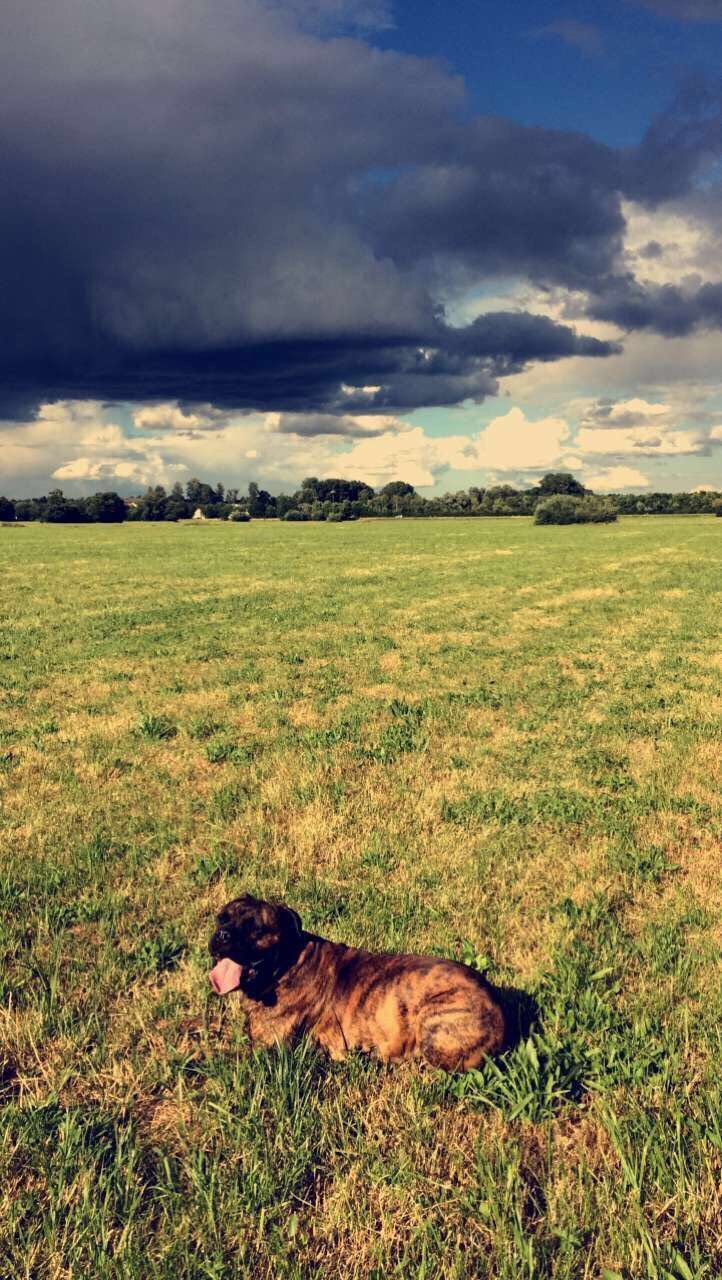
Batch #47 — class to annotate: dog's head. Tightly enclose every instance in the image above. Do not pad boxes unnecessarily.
[208,895,303,999]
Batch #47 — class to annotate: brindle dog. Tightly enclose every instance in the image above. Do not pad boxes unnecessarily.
[208,895,506,1072]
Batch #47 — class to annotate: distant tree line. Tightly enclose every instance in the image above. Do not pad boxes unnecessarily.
[0,489,128,523]
[2,472,721,524]
[606,490,722,516]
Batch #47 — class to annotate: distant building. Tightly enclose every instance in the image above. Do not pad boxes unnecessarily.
[192,507,206,521]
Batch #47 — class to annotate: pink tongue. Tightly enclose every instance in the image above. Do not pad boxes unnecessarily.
[209,958,243,995]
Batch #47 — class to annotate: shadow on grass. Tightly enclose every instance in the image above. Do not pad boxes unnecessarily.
[496,983,540,1051]
[0,1057,20,1104]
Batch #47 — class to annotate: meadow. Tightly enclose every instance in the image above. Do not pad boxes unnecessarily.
[1,515,721,1279]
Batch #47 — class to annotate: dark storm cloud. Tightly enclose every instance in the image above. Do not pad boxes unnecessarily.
[272,413,397,436]
[443,313,618,362]
[590,276,722,335]
[3,312,617,418]
[0,0,720,421]
[362,121,625,292]
[621,79,722,203]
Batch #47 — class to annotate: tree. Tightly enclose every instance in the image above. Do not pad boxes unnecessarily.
[164,482,191,521]
[132,486,169,521]
[202,501,234,519]
[84,492,126,523]
[536,472,587,497]
[42,489,89,523]
[0,496,15,520]
[185,477,217,508]
[275,492,296,518]
[247,482,273,518]
[377,480,417,515]
[13,499,43,520]
[298,477,374,505]
[380,481,416,498]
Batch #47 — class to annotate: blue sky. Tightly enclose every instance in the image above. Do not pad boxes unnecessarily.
[2,0,722,496]
[383,0,719,146]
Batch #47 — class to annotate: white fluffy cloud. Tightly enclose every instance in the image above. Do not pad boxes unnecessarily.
[467,407,571,470]
[1,401,123,489]
[606,397,668,421]
[0,400,199,491]
[573,392,722,459]
[582,466,651,490]
[321,426,443,487]
[576,425,708,455]
[316,408,573,486]
[622,199,718,288]
[132,403,224,432]
[53,455,188,485]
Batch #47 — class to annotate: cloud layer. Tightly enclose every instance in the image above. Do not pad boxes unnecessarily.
[3,0,722,426]
[5,389,720,499]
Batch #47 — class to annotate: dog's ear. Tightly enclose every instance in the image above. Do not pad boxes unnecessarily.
[240,903,303,1002]
[278,904,302,940]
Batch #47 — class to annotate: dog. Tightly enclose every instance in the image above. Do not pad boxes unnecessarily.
[208,895,506,1072]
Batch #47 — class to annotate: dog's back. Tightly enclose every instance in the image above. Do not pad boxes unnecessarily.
[276,937,506,1071]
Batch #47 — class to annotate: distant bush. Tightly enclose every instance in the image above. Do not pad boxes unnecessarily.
[578,497,618,523]
[283,510,309,521]
[713,499,722,517]
[228,510,251,522]
[534,495,618,525]
[534,496,580,525]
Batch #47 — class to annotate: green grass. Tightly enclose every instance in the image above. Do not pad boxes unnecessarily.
[1,516,721,1278]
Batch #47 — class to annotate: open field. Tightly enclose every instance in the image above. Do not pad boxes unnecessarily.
[1,516,721,1279]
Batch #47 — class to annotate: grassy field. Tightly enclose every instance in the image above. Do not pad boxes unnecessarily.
[1,515,721,1279]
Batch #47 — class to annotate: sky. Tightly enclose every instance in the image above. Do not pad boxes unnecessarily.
[3,0,722,497]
